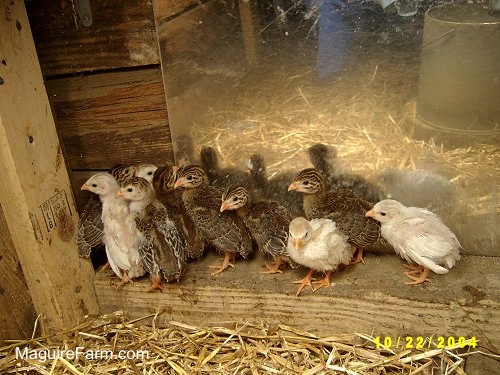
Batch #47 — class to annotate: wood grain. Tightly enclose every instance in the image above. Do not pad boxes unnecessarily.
[95,252,500,353]
[0,0,99,335]
[25,0,159,76]
[46,68,173,171]
[0,206,38,343]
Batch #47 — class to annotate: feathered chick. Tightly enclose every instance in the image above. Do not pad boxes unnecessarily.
[117,176,187,292]
[289,168,380,264]
[365,199,461,285]
[81,173,145,288]
[200,146,252,191]
[248,153,304,217]
[307,143,385,204]
[220,186,295,274]
[153,164,205,259]
[77,164,136,258]
[288,217,353,296]
[174,165,253,275]
[135,163,158,184]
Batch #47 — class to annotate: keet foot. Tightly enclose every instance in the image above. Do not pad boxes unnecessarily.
[147,276,164,292]
[405,267,431,285]
[209,252,236,275]
[292,269,316,296]
[350,246,365,265]
[116,270,132,289]
[312,271,333,292]
[259,257,285,275]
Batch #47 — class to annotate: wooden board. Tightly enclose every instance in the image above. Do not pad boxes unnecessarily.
[46,68,173,171]
[95,252,500,353]
[0,206,38,343]
[0,0,99,335]
[25,0,159,76]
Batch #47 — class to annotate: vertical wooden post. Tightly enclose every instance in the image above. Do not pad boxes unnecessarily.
[0,0,99,335]
[238,0,257,67]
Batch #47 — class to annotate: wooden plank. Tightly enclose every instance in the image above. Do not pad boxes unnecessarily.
[0,0,99,335]
[46,68,173,170]
[25,0,159,76]
[95,252,500,353]
[0,205,38,343]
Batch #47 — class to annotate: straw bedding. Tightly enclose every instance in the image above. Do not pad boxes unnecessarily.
[0,311,492,374]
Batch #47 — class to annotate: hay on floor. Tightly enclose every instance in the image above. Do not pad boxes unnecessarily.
[0,311,494,374]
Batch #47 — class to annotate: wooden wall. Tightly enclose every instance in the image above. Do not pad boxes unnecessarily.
[0,206,38,344]
[25,0,193,209]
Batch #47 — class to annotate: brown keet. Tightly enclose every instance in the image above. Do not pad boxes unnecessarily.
[307,143,385,204]
[220,186,296,274]
[153,165,205,259]
[200,146,252,191]
[118,176,187,292]
[174,165,253,275]
[288,168,381,264]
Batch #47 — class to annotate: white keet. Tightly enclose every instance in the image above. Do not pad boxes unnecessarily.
[366,199,461,285]
[81,173,145,287]
[288,217,353,296]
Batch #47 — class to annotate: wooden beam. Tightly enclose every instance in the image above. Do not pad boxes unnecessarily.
[0,0,99,335]
[46,68,173,170]
[0,206,38,343]
[95,253,499,353]
[25,0,159,76]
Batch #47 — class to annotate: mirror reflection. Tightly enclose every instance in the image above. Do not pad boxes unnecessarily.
[154,0,499,255]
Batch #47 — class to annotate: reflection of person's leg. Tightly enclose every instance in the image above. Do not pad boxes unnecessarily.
[317,0,352,78]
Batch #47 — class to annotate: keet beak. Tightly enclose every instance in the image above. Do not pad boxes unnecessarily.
[173,179,183,189]
[288,182,299,191]
[293,238,303,250]
[220,202,229,212]
[365,209,375,218]
[116,190,124,197]
[81,183,90,191]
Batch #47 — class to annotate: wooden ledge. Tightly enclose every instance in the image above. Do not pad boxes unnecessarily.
[94,252,499,352]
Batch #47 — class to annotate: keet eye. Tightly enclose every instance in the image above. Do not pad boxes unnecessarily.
[92,183,97,188]
[302,180,309,185]
[233,197,238,202]
[187,176,193,181]
[380,212,386,216]
[148,171,153,175]
[127,188,133,192]
[124,169,129,174]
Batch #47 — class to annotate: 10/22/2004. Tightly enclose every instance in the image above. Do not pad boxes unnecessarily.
[373,336,477,350]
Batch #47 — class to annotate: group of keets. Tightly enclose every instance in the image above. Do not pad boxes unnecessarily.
[77,142,461,296]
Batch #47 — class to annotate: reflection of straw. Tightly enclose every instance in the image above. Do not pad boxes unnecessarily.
[187,50,496,216]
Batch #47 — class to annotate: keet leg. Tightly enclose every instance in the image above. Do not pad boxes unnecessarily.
[350,246,365,265]
[116,270,132,289]
[260,257,285,275]
[292,269,316,296]
[147,275,164,292]
[209,252,236,275]
[406,267,431,285]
